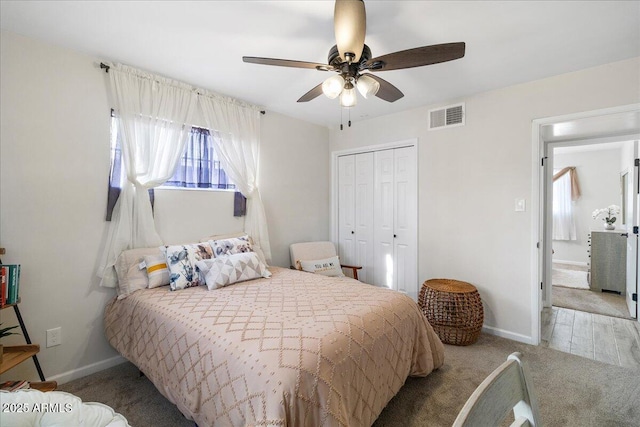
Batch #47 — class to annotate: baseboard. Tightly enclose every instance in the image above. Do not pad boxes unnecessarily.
[553,259,589,267]
[482,325,534,345]
[48,355,127,385]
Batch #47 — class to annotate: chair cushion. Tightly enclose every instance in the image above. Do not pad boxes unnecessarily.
[298,256,345,277]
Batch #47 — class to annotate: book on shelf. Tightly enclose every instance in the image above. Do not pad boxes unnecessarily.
[0,380,31,391]
[0,264,20,306]
[0,266,6,307]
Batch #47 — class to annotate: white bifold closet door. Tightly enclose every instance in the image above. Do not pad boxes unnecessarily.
[338,152,374,284]
[337,146,417,298]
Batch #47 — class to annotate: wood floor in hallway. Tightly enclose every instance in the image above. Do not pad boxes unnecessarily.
[541,306,640,369]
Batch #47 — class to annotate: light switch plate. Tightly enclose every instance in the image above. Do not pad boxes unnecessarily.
[515,198,526,212]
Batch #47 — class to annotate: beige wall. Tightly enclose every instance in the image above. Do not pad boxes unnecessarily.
[0,31,329,383]
[260,111,331,268]
[330,57,640,342]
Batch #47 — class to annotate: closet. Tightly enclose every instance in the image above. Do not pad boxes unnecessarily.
[337,145,418,298]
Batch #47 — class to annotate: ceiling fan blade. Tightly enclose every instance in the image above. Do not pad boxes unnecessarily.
[365,42,466,71]
[365,74,404,102]
[334,0,366,62]
[243,56,335,71]
[297,83,324,102]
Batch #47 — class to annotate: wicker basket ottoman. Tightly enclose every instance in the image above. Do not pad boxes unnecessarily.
[418,279,484,346]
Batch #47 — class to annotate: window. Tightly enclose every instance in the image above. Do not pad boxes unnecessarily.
[552,169,576,240]
[164,126,235,190]
[109,113,234,190]
[106,113,235,220]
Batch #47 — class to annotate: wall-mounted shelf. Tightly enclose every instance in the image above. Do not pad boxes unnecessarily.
[0,344,57,392]
[0,344,40,374]
[1,301,45,382]
[0,248,54,391]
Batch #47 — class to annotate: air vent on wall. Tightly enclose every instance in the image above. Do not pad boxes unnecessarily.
[428,103,465,130]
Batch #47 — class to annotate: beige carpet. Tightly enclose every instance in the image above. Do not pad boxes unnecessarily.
[58,333,640,427]
[551,262,632,319]
[553,286,632,319]
[552,267,589,289]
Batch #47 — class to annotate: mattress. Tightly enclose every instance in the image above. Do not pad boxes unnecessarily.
[104,267,444,426]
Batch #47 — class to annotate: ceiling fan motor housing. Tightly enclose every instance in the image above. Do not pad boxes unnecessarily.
[328,44,372,65]
[328,44,373,79]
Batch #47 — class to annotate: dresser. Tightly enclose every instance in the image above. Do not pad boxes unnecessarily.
[589,230,626,293]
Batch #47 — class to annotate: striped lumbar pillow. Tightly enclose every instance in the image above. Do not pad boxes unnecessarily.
[144,253,170,288]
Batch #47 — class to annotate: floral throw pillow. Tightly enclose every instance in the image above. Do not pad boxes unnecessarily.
[209,235,253,258]
[196,252,271,290]
[164,243,213,290]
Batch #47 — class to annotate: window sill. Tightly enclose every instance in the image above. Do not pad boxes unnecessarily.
[155,186,236,193]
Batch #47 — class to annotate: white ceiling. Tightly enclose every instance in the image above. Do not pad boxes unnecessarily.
[1,1,639,128]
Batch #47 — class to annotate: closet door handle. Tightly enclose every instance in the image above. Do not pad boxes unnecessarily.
[351,231,355,234]
[394,234,397,238]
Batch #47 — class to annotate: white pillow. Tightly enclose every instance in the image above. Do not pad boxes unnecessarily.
[196,252,271,290]
[143,253,170,288]
[298,256,345,277]
[114,247,163,299]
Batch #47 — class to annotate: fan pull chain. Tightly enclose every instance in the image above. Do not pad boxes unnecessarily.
[339,107,353,130]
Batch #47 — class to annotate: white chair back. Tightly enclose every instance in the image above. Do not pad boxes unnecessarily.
[289,241,337,268]
[452,352,541,427]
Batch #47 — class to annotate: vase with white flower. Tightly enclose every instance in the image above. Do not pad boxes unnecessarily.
[592,205,620,230]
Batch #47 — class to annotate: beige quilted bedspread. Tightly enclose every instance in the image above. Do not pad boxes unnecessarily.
[104,267,444,427]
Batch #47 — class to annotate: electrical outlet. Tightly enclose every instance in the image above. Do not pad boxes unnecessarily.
[46,327,61,348]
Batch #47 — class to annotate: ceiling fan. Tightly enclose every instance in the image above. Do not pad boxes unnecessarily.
[243,0,465,108]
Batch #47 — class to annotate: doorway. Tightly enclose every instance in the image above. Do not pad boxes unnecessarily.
[532,104,640,368]
[549,141,635,320]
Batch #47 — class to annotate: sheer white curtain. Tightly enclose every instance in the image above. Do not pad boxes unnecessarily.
[552,171,576,240]
[98,64,197,287]
[199,92,272,262]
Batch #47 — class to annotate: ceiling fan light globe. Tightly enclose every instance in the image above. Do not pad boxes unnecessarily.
[334,0,366,63]
[356,75,380,98]
[340,86,357,107]
[322,75,345,99]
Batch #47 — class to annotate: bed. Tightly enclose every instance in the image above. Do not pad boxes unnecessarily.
[104,266,444,426]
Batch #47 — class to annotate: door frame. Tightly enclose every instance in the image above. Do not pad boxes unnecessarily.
[531,103,640,345]
[331,138,418,290]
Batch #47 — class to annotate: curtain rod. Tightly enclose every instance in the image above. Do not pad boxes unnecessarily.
[99,62,265,115]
